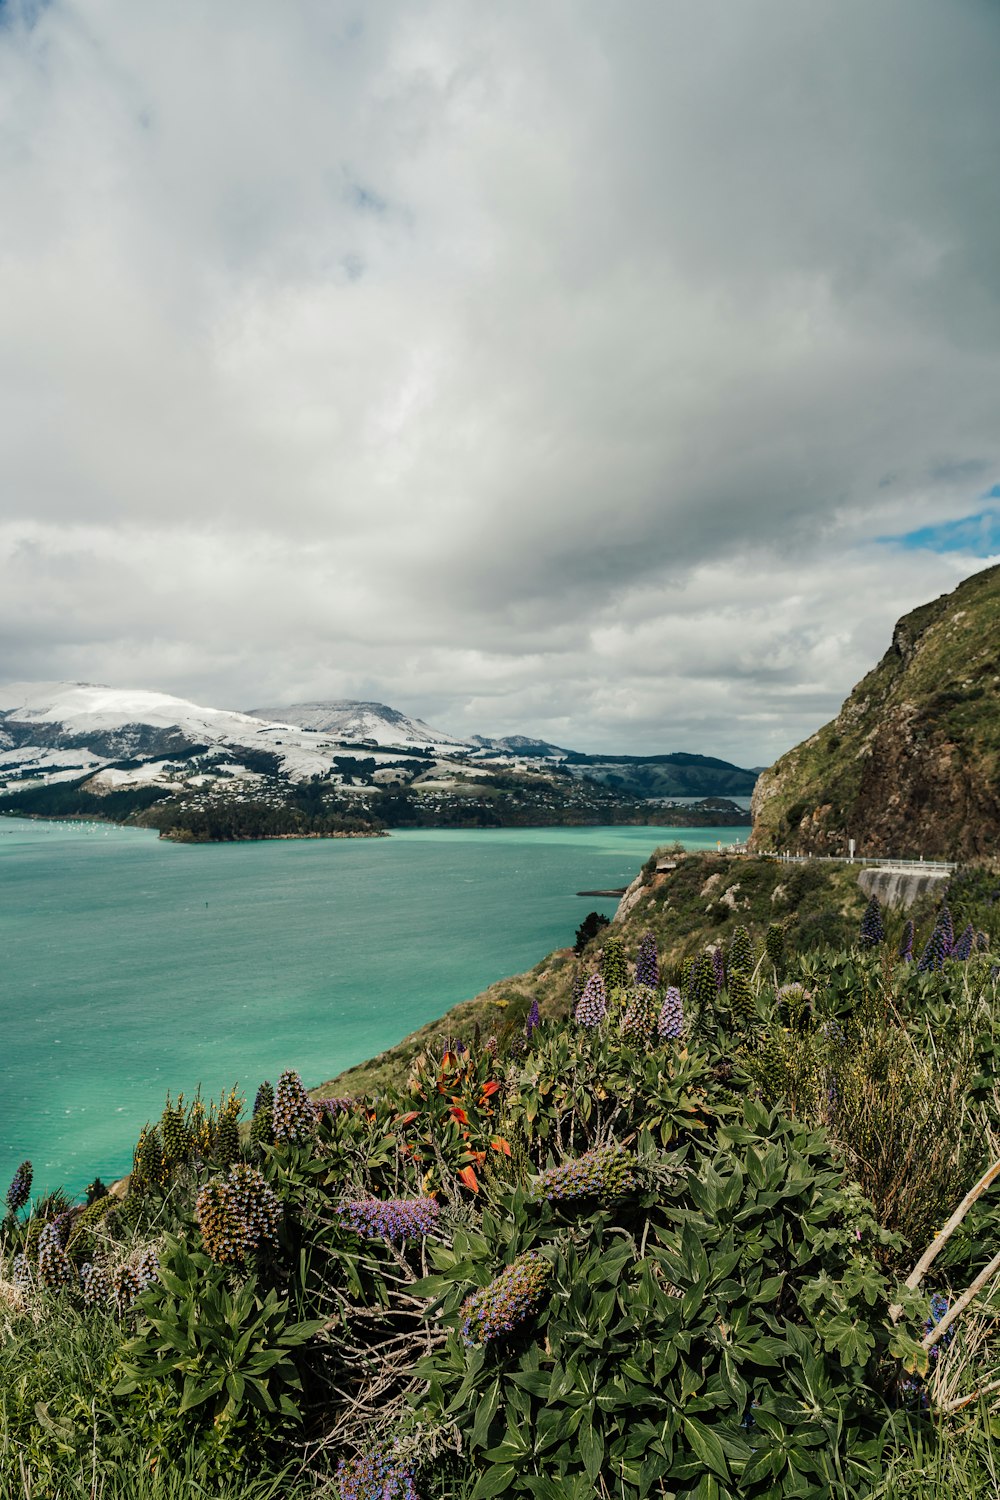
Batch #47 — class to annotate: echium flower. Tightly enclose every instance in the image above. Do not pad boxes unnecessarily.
[571,969,585,1012]
[225,1165,282,1254]
[687,952,718,1033]
[333,1447,419,1500]
[936,904,955,954]
[80,1261,111,1310]
[859,894,885,950]
[898,920,914,962]
[525,998,541,1041]
[601,935,629,993]
[658,986,683,1041]
[250,1080,274,1151]
[159,1093,191,1169]
[12,1253,32,1291]
[6,1161,32,1215]
[213,1089,243,1167]
[113,1263,143,1318]
[952,923,975,962]
[728,971,757,1033]
[196,1166,281,1265]
[713,947,725,992]
[37,1222,74,1292]
[273,1069,316,1145]
[729,925,754,976]
[337,1196,439,1242]
[634,931,659,990]
[134,1246,159,1295]
[314,1096,352,1123]
[461,1250,551,1347]
[574,973,607,1028]
[531,1146,636,1204]
[620,985,658,1044]
[196,1182,242,1266]
[917,923,950,973]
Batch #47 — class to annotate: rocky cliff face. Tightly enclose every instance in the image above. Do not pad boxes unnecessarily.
[749,564,1000,859]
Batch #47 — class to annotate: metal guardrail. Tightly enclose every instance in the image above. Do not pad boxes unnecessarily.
[713,846,958,872]
[772,853,958,872]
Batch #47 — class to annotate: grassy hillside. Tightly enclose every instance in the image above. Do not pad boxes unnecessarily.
[319,851,872,1097]
[750,564,1000,859]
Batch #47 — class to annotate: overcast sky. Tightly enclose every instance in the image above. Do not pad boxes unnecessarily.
[1,1,998,764]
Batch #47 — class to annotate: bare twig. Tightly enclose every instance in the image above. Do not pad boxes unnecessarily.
[923,1248,1000,1352]
[937,1376,1000,1415]
[890,1155,1000,1323]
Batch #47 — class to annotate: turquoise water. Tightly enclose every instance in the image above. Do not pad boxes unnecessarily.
[0,817,746,1197]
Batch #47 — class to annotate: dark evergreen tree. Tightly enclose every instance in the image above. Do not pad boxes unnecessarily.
[575,910,610,954]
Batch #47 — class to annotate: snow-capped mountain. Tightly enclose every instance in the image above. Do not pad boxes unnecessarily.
[246,700,468,751]
[0,681,475,798]
[0,682,287,755]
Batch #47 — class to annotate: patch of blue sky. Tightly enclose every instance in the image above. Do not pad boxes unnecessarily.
[881,486,1000,555]
[0,0,50,29]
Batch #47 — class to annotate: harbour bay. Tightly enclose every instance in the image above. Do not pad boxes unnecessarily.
[0,816,746,1196]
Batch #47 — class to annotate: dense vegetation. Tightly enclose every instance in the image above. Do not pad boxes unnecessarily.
[5,859,1000,1496]
[750,561,1000,859]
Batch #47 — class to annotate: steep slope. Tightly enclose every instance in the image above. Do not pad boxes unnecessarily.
[749,563,1000,859]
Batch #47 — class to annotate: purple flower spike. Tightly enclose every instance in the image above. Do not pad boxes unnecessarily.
[333,1447,419,1500]
[574,973,607,1028]
[6,1161,32,1215]
[337,1196,439,1242]
[859,895,885,950]
[917,923,950,973]
[525,998,541,1040]
[713,947,725,991]
[461,1250,551,1347]
[37,1222,74,1292]
[953,924,975,962]
[635,931,659,990]
[898,920,914,962]
[658,986,684,1041]
[532,1146,635,1204]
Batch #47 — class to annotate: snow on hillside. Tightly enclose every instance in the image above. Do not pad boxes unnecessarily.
[0,682,289,745]
[0,682,475,795]
[247,700,469,751]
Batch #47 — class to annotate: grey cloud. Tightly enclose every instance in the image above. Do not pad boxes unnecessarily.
[0,1,998,762]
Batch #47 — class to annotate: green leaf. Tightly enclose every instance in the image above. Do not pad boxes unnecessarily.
[472,1379,501,1449]
[682,1416,729,1480]
[471,1463,517,1498]
[579,1420,605,1482]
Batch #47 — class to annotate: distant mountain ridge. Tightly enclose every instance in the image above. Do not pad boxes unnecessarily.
[749,563,1000,859]
[0,679,757,837]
